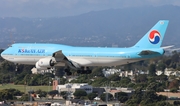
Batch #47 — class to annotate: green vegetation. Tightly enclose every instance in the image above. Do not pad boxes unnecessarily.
[73,89,87,99]
[115,92,128,103]
[100,93,113,102]
[60,91,68,100]
[0,88,23,101]
[48,90,58,99]
[0,84,52,93]
[87,93,98,101]
[1,50,180,105]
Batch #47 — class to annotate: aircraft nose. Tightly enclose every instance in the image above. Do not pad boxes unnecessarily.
[1,50,6,60]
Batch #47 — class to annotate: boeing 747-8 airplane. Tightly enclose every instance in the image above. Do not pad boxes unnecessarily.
[1,20,169,75]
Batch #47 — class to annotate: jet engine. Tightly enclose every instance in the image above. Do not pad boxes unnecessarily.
[35,57,56,70]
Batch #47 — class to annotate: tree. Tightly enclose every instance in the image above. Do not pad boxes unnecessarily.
[59,78,67,84]
[87,93,98,101]
[0,61,15,72]
[142,90,158,102]
[156,101,173,106]
[39,91,47,99]
[73,89,87,99]
[124,63,133,70]
[168,79,179,90]
[115,92,128,103]
[164,59,171,67]
[174,101,180,105]
[91,77,108,87]
[140,90,167,106]
[120,77,131,87]
[100,93,113,102]
[156,74,168,81]
[7,88,23,96]
[35,89,47,99]
[126,87,143,105]
[60,91,68,100]
[0,89,13,100]
[19,94,31,101]
[108,74,120,81]
[48,90,58,99]
[170,88,178,93]
[148,64,156,76]
[55,67,65,77]
[135,74,148,83]
[88,67,104,78]
[146,82,158,91]
[126,99,139,106]
[157,62,166,71]
[171,51,180,63]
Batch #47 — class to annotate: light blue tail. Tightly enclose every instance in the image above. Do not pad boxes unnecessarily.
[133,20,169,48]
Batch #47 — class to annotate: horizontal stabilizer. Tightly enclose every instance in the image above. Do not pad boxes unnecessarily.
[165,48,180,52]
[162,45,174,49]
[162,45,180,52]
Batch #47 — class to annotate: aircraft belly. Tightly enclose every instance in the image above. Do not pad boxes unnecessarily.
[67,57,140,66]
[95,57,127,66]
[4,55,42,65]
[91,57,141,66]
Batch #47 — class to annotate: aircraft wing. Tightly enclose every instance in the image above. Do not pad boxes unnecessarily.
[53,50,81,69]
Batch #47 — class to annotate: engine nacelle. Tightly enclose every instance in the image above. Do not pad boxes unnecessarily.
[35,63,49,70]
[35,57,56,70]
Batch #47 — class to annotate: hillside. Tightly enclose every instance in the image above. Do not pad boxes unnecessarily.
[0,5,180,48]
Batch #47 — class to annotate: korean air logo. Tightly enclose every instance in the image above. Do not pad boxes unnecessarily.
[149,30,161,44]
[18,49,45,53]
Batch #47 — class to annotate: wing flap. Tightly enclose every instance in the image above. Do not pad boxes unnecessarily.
[53,50,65,61]
[53,50,81,69]
[69,59,92,66]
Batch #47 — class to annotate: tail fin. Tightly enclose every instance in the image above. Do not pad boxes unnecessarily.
[133,20,169,48]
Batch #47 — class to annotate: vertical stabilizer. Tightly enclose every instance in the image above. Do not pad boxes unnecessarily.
[133,20,169,48]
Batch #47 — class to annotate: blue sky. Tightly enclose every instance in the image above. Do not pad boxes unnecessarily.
[0,0,179,17]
